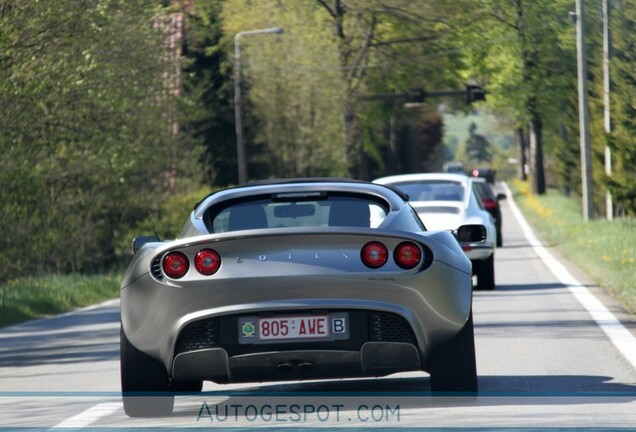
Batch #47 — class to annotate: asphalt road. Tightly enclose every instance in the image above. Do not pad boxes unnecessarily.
[1,184,636,429]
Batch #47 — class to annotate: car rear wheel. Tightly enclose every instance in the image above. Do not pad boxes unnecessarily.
[120,326,174,417]
[429,312,478,393]
[173,380,203,393]
[474,254,495,290]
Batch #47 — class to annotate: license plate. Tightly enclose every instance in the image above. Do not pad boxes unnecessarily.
[239,313,349,344]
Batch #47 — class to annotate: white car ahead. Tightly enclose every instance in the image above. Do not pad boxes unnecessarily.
[374,173,496,290]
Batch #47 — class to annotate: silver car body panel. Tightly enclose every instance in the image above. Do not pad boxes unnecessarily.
[120,180,474,382]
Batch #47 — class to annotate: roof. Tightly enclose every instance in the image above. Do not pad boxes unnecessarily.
[374,173,472,185]
[193,177,409,214]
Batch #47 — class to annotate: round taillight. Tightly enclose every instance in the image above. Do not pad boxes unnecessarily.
[394,242,422,269]
[162,252,189,279]
[361,242,388,268]
[195,249,221,275]
[482,198,497,210]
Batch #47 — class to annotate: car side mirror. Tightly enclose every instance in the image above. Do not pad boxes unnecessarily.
[496,193,506,201]
[132,236,161,254]
[455,225,487,243]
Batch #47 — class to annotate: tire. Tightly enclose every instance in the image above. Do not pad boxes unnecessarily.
[173,380,203,393]
[496,224,503,247]
[475,254,495,291]
[120,326,174,417]
[429,312,478,393]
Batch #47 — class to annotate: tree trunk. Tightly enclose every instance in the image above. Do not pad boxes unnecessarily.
[515,127,527,181]
[388,110,400,174]
[342,95,360,178]
[529,117,545,194]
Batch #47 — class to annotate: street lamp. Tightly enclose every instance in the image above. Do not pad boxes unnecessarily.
[234,26,284,185]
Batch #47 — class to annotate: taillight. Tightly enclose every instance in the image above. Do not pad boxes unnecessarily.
[195,249,221,275]
[394,242,421,269]
[162,251,189,279]
[361,242,388,268]
[482,198,497,210]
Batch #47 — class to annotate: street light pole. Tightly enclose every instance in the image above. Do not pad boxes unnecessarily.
[234,26,283,185]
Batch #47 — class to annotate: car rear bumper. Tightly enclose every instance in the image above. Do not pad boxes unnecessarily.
[121,260,472,379]
[464,244,494,261]
[172,342,421,383]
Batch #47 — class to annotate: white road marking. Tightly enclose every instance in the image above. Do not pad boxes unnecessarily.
[503,182,636,371]
[50,402,121,429]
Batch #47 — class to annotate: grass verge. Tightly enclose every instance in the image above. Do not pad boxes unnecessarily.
[0,273,120,327]
[511,180,636,315]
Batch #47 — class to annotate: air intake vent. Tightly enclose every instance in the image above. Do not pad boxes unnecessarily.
[150,256,163,281]
[369,312,415,343]
[420,244,434,271]
[175,318,219,355]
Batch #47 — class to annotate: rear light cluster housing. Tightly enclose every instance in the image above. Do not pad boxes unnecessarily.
[482,198,498,210]
[361,241,432,270]
[160,241,430,278]
[162,248,221,279]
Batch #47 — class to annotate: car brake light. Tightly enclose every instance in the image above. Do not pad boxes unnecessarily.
[361,242,388,268]
[394,242,421,269]
[162,251,189,279]
[195,249,221,275]
[482,198,497,210]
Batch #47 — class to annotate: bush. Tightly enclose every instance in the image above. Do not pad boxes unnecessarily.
[116,186,216,255]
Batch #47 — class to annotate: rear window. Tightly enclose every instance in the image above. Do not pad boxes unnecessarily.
[206,193,389,233]
[390,181,466,202]
[413,206,460,215]
[472,182,495,199]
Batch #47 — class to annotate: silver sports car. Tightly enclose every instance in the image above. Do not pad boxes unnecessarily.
[120,178,484,416]
[373,173,497,290]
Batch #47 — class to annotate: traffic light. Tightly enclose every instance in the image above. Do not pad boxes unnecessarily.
[466,85,486,103]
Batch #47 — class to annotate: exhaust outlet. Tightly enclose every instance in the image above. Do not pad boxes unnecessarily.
[297,361,315,371]
[275,362,294,372]
[275,360,315,372]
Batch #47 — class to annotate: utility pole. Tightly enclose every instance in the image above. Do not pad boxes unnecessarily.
[602,0,613,220]
[573,0,594,221]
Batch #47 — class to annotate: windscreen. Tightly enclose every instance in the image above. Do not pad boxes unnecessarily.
[208,193,389,233]
[390,181,466,202]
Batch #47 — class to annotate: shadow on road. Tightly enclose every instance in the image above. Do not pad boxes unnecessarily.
[247,373,636,395]
[155,374,636,420]
[0,304,120,367]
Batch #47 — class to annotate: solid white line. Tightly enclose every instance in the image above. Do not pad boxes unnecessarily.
[50,402,121,429]
[503,182,636,371]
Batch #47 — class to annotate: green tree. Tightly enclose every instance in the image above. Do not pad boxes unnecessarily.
[219,0,468,180]
[466,122,492,164]
[461,0,577,195]
[0,1,200,280]
[221,0,346,180]
[177,0,238,185]
[605,0,636,215]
